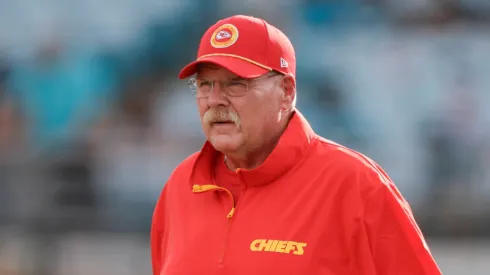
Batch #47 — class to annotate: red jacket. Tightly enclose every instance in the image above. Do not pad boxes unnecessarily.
[151,111,442,275]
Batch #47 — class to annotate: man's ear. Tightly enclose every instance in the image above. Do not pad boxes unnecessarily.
[281,75,296,111]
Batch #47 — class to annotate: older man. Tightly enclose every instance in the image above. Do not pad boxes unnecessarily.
[150,15,441,275]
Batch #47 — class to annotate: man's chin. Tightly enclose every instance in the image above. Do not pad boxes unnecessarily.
[209,135,242,153]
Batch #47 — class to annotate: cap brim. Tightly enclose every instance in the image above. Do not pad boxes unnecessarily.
[178,55,270,79]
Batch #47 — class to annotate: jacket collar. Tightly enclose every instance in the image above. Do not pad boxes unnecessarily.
[190,110,315,188]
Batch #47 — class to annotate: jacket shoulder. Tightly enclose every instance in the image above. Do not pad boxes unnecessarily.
[312,136,375,168]
[311,135,393,191]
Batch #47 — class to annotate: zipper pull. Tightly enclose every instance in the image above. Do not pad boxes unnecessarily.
[227,207,236,219]
[193,184,218,193]
[192,184,236,219]
[192,185,201,192]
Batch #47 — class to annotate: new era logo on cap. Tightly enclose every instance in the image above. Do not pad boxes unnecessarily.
[280,57,288,68]
[178,15,296,80]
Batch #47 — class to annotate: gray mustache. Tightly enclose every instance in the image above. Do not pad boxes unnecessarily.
[204,109,241,126]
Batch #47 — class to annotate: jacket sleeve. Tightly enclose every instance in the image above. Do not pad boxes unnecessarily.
[151,185,168,275]
[354,166,442,275]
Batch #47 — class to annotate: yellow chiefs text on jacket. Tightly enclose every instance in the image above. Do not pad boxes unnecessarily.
[250,239,307,255]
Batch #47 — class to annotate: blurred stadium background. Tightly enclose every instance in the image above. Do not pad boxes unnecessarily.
[0,0,489,274]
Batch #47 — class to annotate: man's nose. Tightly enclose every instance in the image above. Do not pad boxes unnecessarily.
[207,82,228,107]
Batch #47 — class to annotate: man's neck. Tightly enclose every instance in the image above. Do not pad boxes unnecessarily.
[223,144,276,171]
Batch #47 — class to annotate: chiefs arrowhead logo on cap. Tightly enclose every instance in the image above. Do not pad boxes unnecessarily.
[210,24,239,48]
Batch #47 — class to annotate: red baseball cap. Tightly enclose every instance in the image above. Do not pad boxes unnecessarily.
[178,15,296,80]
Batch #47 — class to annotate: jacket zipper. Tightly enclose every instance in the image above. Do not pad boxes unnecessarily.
[219,216,232,263]
[192,184,237,264]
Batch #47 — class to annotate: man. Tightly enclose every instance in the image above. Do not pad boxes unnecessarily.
[151,15,442,275]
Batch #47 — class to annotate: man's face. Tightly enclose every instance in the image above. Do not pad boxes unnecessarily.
[196,64,285,156]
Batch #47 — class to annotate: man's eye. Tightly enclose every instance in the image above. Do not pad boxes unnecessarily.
[228,81,247,87]
[199,81,212,87]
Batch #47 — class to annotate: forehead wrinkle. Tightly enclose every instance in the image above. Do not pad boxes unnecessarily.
[230,76,246,81]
